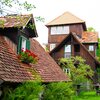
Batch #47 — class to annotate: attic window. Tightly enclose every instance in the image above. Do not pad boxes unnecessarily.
[17,35,30,54]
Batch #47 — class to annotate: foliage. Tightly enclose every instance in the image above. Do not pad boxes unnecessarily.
[43,82,74,100]
[0,0,45,22]
[2,81,44,100]
[58,56,94,85]
[18,49,38,64]
[2,81,75,100]
[96,38,100,61]
[0,0,36,14]
[87,27,96,32]
[72,91,100,100]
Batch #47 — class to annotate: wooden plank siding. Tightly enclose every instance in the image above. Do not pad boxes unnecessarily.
[48,24,84,51]
[50,33,100,70]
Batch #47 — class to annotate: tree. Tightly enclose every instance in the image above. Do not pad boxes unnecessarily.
[96,38,100,61]
[0,0,44,21]
[87,27,96,32]
[58,56,94,94]
[0,0,35,14]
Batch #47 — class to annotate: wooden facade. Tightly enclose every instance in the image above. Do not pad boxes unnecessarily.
[46,12,98,57]
[48,23,85,48]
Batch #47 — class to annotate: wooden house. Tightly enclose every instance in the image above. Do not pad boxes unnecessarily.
[46,12,98,58]
[46,12,100,83]
[0,14,70,97]
[50,32,100,83]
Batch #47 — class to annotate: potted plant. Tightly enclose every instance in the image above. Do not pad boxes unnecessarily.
[18,49,38,64]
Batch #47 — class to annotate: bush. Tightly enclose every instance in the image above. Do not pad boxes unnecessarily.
[43,82,74,100]
[2,81,43,100]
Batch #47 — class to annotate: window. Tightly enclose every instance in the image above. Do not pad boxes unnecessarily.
[21,38,26,51]
[50,44,56,51]
[64,45,71,58]
[17,35,30,54]
[63,68,70,75]
[51,26,69,35]
[89,45,94,51]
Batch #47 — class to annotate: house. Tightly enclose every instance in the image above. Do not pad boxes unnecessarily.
[46,12,100,83]
[46,12,98,58]
[0,14,70,95]
[50,32,100,83]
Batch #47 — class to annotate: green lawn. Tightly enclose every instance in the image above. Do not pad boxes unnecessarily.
[72,91,100,100]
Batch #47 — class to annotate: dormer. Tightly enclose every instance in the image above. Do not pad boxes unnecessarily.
[46,12,87,51]
[0,14,38,54]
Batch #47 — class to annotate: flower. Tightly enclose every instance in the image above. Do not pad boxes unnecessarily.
[18,49,38,64]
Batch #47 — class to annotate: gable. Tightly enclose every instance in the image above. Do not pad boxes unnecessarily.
[0,14,38,38]
[46,12,86,31]
[50,32,100,69]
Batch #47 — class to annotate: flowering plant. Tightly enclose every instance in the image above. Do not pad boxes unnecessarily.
[18,49,38,64]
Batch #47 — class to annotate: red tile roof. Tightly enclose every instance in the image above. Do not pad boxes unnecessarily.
[81,32,98,43]
[0,14,38,37]
[0,35,70,83]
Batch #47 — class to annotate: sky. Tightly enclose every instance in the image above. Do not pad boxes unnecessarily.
[20,0,100,44]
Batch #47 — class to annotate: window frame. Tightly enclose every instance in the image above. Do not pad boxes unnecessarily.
[89,45,94,51]
[17,35,30,54]
[51,26,69,35]
[64,45,71,58]
[50,43,56,51]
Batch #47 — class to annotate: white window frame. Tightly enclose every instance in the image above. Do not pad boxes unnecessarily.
[64,45,71,58]
[89,45,94,51]
[63,68,70,75]
[50,44,56,51]
[21,37,26,51]
[51,26,69,35]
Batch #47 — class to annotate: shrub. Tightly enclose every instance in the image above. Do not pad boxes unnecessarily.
[43,82,74,100]
[2,81,43,100]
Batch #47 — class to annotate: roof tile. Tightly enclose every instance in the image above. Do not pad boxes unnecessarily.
[0,35,70,82]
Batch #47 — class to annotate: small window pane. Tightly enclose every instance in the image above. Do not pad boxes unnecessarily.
[50,44,56,51]
[51,27,56,34]
[65,45,71,52]
[89,45,94,51]
[64,45,71,58]
[22,38,26,51]
[63,68,70,75]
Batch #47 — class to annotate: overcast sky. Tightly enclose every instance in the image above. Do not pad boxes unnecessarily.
[23,0,100,45]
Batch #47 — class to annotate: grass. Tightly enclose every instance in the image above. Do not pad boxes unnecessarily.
[72,91,100,100]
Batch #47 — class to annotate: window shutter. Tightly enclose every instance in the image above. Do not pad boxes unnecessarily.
[17,36,22,54]
[26,39,30,50]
